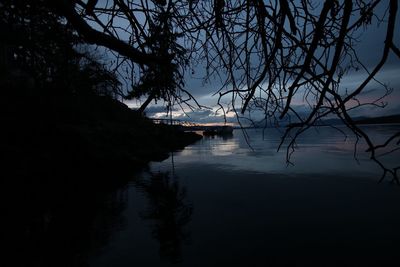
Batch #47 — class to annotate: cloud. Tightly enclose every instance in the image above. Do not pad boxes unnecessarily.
[145,107,237,125]
[143,105,180,116]
[174,109,231,123]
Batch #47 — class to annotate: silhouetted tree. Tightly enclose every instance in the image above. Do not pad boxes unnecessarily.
[13,0,400,180]
[125,4,188,114]
[0,0,79,90]
[75,53,123,98]
[0,0,122,98]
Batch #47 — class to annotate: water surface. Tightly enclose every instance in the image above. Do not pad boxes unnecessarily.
[90,125,400,266]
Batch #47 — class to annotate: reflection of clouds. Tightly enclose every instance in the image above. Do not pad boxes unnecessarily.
[177,147,194,157]
[210,139,239,156]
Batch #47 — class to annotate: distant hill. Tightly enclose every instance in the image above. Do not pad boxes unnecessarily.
[354,114,400,125]
[314,114,400,126]
[246,114,400,128]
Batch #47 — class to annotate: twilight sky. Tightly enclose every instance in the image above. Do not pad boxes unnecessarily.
[105,1,400,125]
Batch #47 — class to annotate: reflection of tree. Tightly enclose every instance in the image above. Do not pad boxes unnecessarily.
[90,188,128,252]
[135,171,193,263]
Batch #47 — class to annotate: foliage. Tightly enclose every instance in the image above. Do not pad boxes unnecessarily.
[125,4,188,112]
[0,0,77,88]
[0,0,121,98]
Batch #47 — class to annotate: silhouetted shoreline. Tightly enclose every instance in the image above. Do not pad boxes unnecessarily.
[1,90,202,267]
[2,92,202,179]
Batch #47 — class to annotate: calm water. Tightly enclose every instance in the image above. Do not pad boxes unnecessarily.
[87,125,400,266]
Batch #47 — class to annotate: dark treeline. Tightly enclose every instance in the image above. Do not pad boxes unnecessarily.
[0,0,201,178]
[0,1,200,266]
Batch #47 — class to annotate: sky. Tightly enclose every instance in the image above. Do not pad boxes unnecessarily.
[88,0,400,125]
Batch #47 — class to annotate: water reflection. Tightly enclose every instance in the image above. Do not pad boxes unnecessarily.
[134,171,193,263]
[203,132,234,141]
[201,134,239,156]
[90,188,128,252]
[174,126,400,176]
[7,125,400,267]
[89,125,400,266]
[2,170,130,267]
[3,166,193,266]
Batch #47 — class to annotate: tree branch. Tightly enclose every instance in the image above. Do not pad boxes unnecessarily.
[55,0,164,66]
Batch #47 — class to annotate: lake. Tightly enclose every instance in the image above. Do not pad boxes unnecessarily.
[88,125,400,266]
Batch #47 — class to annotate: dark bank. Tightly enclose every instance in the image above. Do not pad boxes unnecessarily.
[0,2,200,266]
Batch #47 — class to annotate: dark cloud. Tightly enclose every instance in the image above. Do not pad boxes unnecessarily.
[144,105,179,116]
[144,105,168,114]
[186,109,214,117]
